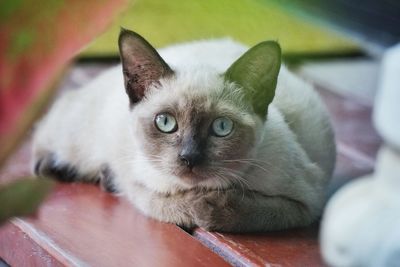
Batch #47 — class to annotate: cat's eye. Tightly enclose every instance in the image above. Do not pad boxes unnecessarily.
[155,113,178,133]
[212,117,233,137]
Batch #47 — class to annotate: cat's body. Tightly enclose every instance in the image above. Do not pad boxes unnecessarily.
[33,31,335,232]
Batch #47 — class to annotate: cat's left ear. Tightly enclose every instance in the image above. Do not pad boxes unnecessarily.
[119,28,174,105]
[225,41,281,118]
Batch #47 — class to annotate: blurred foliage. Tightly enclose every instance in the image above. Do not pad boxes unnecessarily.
[82,0,358,58]
[0,178,54,224]
[0,0,128,224]
[0,0,128,167]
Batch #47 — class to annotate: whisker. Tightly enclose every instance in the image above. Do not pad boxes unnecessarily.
[211,166,252,201]
[221,159,271,174]
[222,158,268,163]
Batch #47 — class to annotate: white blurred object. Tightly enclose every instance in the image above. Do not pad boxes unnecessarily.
[321,147,400,266]
[321,43,400,267]
[374,44,400,150]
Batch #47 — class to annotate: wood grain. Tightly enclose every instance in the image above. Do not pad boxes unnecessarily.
[0,182,230,266]
[195,226,325,267]
[0,143,229,267]
[0,222,64,267]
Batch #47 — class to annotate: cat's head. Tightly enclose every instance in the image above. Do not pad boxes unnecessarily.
[119,29,281,191]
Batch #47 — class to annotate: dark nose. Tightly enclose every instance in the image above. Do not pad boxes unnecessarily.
[179,151,202,169]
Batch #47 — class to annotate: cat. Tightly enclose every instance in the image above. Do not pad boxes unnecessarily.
[32,28,336,232]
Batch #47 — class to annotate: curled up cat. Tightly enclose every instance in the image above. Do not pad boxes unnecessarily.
[32,29,336,232]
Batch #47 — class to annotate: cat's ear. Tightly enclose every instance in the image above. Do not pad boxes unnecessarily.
[225,41,281,118]
[118,28,174,104]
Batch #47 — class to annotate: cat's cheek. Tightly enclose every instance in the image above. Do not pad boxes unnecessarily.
[207,125,255,164]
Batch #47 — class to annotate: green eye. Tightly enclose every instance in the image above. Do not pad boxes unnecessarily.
[155,113,178,133]
[212,117,233,137]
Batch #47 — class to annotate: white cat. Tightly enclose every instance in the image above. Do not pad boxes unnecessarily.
[32,29,335,232]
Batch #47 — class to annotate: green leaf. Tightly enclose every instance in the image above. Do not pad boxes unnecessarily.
[0,177,54,225]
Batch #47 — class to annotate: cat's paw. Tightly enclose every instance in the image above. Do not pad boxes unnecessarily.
[191,189,238,232]
[34,153,78,182]
[98,165,119,193]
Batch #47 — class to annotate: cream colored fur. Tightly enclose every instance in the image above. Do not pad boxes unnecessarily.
[32,38,335,232]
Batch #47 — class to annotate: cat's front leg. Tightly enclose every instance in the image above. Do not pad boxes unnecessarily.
[191,189,316,232]
[34,152,78,182]
[34,152,118,193]
[128,183,201,229]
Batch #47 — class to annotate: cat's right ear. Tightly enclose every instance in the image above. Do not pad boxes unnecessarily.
[224,41,281,118]
[118,28,174,105]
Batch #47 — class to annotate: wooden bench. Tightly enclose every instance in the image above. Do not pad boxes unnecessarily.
[0,63,381,266]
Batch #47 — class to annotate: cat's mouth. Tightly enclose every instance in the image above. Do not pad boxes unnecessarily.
[175,166,210,184]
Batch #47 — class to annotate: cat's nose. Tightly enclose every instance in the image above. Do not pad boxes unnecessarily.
[179,152,201,169]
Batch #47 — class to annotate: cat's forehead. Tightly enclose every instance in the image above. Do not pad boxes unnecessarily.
[162,68,224,98]
[145,68,250,115]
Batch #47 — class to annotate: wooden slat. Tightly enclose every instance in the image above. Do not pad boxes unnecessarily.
[0,142,229,267]
[195,226,325,267]
[0,222,64,267]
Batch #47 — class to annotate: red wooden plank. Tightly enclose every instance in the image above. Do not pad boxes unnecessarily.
[194,226,325,267]
[0,142,229,267]
[0,222,64,267]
